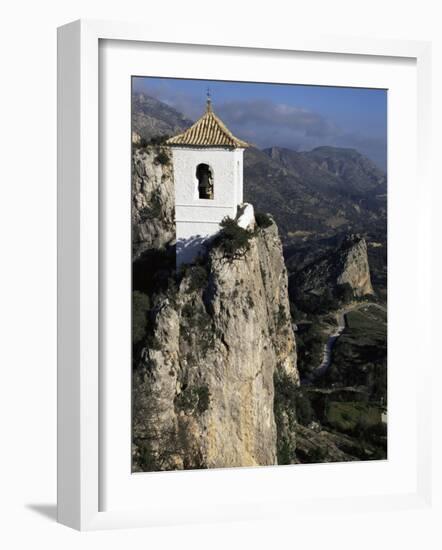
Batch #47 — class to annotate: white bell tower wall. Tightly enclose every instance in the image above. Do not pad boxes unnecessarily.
[172,146,245,266]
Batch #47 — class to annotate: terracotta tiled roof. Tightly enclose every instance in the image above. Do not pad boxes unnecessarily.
[166,100,248,148]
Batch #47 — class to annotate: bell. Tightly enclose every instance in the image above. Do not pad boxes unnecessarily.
[197,164,213,199]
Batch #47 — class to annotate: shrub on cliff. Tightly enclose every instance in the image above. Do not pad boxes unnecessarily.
[336,282,354,303]
[154,150,169,165]
[132,291,150,345]
[255,211,273,229]
[133,137,149,149]
[295,391,314,426]
[149,134,170,145]
[139,189,162,220]
[174,384,210,415]
[273,371,299,464]
[184,264,209,293]
[295,288,340,314]
[213,217,254,259]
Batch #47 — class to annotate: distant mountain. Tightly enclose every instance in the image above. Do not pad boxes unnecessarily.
[264,146,386,196]
[243,146,386,244]
[244,143,387,294]
[132,93,193,142]
[131,92,387,294]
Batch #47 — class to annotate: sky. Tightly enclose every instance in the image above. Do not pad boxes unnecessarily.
[133,76,387,171]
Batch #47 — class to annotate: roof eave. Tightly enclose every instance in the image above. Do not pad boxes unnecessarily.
[166,142,248,149]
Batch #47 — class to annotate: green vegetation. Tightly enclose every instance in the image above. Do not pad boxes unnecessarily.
[154,150,169,165]
[195,385,210,413]
[335,282,354,303]
[133,137,149,149]
[295,321,328,379]
[132,246,176,297]
[132,291,150,345]
[293,303,387,462]
[324,306,387,403]
[294,286,355,315]
[180,300,214,353]
[133,135,171,149]
[273,371,297,465]
[307,446,328,463]
[276,303,288,329]
[346,306,387,329]
[325,401,382,434]
[149,135,170,145]
[295,391,314,426]
[295,289,335,315]
[213,217,254,259]
[181,293,208,325]
[183,264,209,293]
[273,371,315,464]
[255,211,273,229]
[136,440,157,471]
[246,291,254,309]
[175,384,211,415]
[139,189,162,220]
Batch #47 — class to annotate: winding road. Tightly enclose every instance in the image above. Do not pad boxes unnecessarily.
[313,302,387,380]
[314,312,346,378]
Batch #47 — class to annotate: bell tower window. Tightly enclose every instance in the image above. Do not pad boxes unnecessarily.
[196,163,214,199]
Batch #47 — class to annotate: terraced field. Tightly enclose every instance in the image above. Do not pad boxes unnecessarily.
[296,303,387,463]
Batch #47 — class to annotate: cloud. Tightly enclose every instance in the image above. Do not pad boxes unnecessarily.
[132,79,386,170]
[216,100,386,169]
[218,100,338,140]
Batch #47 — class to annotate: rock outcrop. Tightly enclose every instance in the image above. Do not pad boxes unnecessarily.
[292,234,373,306]
[132,146,175,260]
[335,236,373,296]
[132,217,298,471]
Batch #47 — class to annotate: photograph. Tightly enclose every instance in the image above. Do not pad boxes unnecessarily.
[131,76,388,472]
[3,1,437,543]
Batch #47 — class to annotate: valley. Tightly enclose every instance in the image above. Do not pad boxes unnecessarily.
[294,303,387,463]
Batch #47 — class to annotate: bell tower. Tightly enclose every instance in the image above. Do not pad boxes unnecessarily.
[167,94,249,267]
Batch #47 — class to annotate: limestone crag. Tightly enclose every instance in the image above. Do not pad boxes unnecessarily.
[293,234,373,301]
[132,146,175,260]
[132,218,298,471]
[336,236,373,296]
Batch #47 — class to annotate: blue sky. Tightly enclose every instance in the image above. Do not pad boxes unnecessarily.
[133,76,387,171]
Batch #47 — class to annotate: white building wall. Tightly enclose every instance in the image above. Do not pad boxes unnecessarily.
[172,146,245,266]
[233,149,244,205]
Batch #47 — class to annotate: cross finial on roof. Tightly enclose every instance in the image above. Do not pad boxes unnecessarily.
[206,87,212,112]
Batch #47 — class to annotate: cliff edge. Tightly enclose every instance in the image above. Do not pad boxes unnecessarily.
[132,146,299,470]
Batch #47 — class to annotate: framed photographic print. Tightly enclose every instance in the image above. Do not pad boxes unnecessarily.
[57,19,432,530]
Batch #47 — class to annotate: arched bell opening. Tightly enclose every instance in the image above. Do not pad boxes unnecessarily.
[196,163,214,199]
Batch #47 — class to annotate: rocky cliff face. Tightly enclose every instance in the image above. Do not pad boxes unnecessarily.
[132,146,175,260]
[292,234,373,305]
[132,216,298,471]
[335,236,374,296]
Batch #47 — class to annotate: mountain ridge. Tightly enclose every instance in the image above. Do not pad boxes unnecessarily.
[132,92,387,296]
[132,93,194,142]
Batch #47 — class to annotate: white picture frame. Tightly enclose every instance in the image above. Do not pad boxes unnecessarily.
[57,19,433,531]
